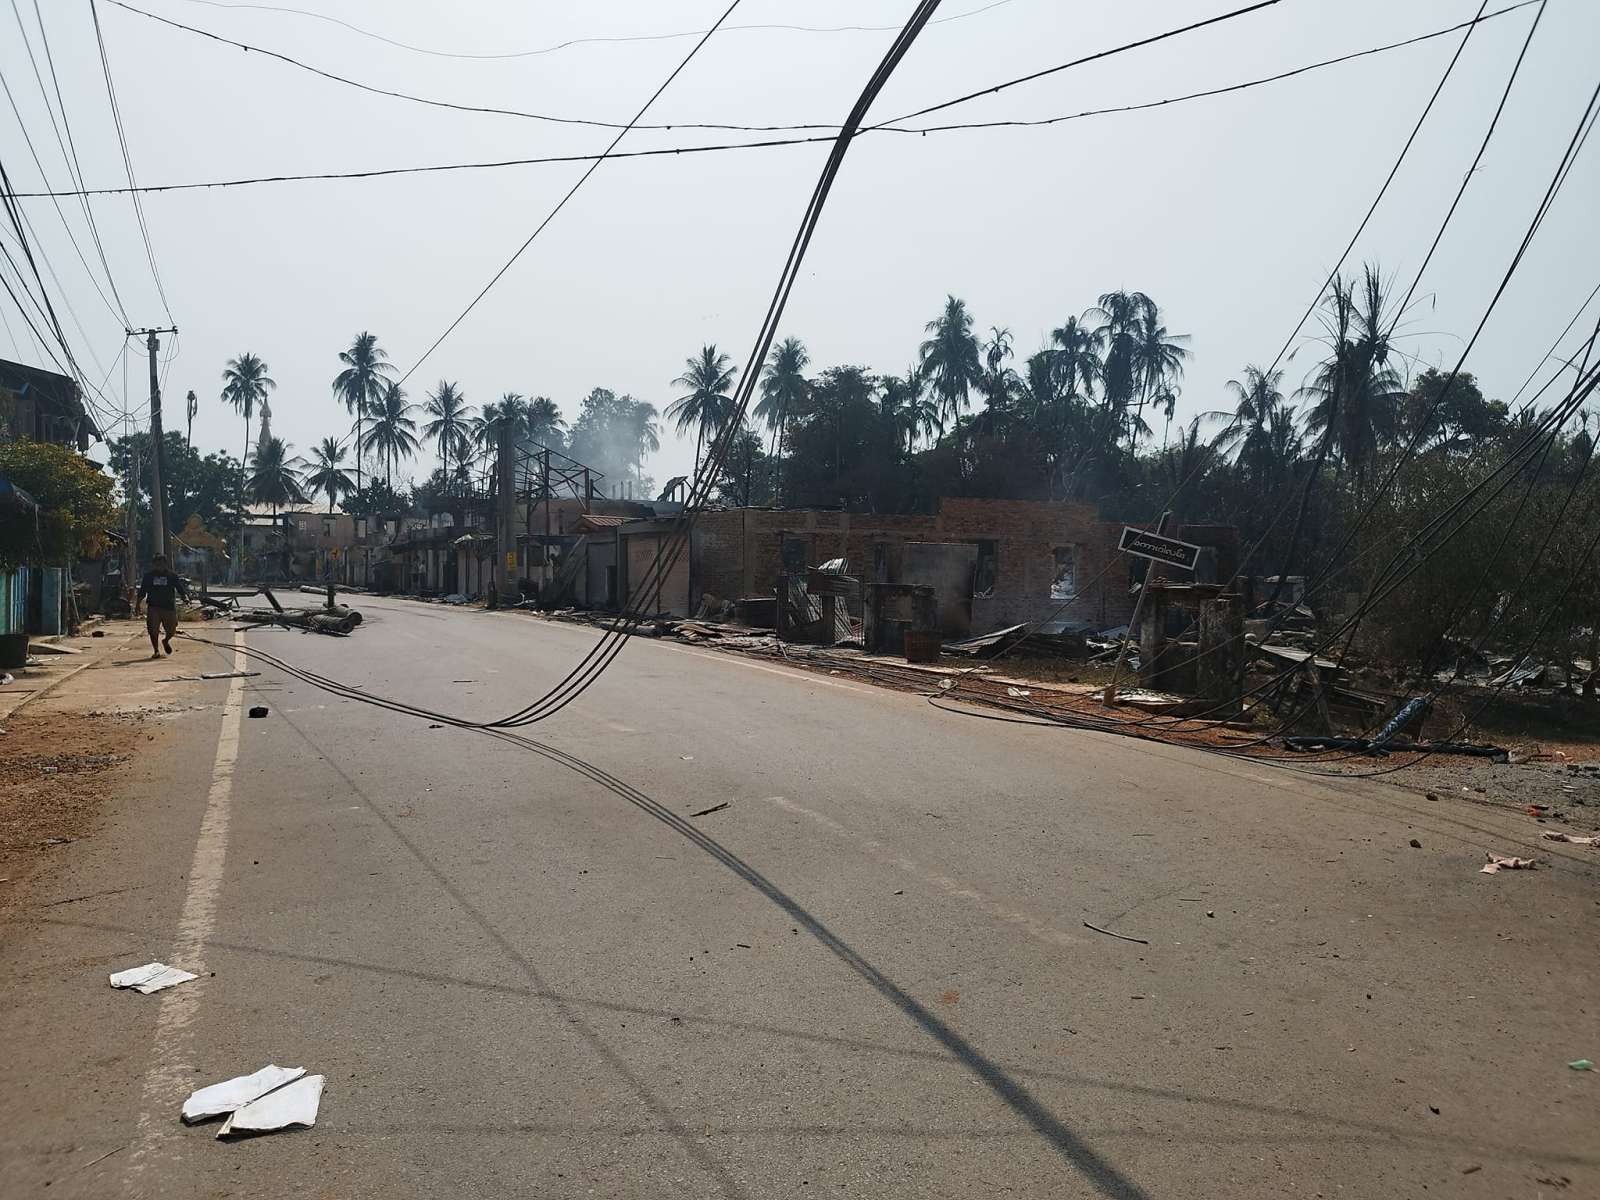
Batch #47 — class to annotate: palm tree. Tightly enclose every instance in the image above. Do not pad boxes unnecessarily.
[1085,290,1152,453]
[667,344,737,478]
[524,396,565,449]
[979,325,1017,410]
[1158,417,1214,514]
[302,437,355,513]
[367,381,419,488]
[1131,303,1190,454]
[1269,266,1402,613]
[1049,315,1101,403]
[623,397,660,484]
[184,389,198,449]
[474,394,530,470]
[877,370,922,456]
[918,295,983,430]
[1301,267,1404,497]
[221,352,275,481]
[246,436,308,515]
[422,381,474,491]
[332,332,393,494]
[1208,365,1288,487]
[754,334,810,443]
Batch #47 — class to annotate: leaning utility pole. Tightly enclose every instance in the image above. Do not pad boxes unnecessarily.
[129,326,178,561]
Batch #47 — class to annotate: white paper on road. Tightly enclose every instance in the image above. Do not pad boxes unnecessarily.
[218,1074,325,1138]
[181,1065,306,1124]
[108,962,198,994]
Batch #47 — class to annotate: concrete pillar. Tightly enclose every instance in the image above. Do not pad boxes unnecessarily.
[1137,587,1170,689]
[1198,594,1245,717]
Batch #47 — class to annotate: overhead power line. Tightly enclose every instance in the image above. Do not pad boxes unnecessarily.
[20,0,135,326]
[11,2,1539,200]
[4,2,132,326]
[157,0,1019,60]
[107,0,1285,136]
[395,0,749,386]
[89,0,175,322]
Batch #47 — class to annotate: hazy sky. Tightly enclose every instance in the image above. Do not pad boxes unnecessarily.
[4,0,1597,492]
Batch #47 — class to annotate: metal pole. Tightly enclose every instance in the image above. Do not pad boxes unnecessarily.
[1102,510,1170,707]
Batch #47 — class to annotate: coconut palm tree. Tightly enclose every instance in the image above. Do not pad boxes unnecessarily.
[1208,365,1287,487]
[979,325,1017,410]
[1049,315,1101,403]
[1269,266,1402,613]
[474,394,530,470]
[246,436,308,515]
[1085,290,1152,453]
[1301,267,1404,498]
[918,295,983,430]
[623,397,660,484]
[366,381,419,489]
[332,332,393,494]
[221,352,275,482]
[302,437,355,513]
[524,396,565,450]
[422,381,474,491]
[667,344,737,478]
[1131,303,1190,454]
[1157,416,1214,514]
[754,335,810,438]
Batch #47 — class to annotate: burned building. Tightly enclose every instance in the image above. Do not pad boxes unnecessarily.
[617,498,1148,636]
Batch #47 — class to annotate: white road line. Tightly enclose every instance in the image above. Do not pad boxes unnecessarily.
[126,632,248,1183]
[760,795,1083,949]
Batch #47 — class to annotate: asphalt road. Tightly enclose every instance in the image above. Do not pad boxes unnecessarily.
[2,595,1596,1198]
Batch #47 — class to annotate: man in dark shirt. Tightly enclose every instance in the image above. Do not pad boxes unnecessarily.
[135,554,189,659]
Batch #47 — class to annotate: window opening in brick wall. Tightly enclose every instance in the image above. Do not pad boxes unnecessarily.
[1050,546,1076,600]
[780,534,807,574]
[973,540,998,597]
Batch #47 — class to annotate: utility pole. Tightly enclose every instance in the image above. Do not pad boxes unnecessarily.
[129,327,178,561]
[494,422,517,603]
[125,440,140,592]
[541,448,554,597]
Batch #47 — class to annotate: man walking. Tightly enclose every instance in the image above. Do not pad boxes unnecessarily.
[135,553,189,659]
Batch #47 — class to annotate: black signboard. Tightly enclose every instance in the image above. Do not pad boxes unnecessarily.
[1118,526,1201,572]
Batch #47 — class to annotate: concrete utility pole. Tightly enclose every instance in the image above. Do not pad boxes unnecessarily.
[125,440,140,589]
[495,423,517,602]
[129,327,178,561]
[541,447,552,591]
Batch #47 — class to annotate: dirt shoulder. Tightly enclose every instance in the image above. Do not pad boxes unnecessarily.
[0,619,202,924]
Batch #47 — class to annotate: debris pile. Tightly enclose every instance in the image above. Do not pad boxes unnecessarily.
[236,606,363,636]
